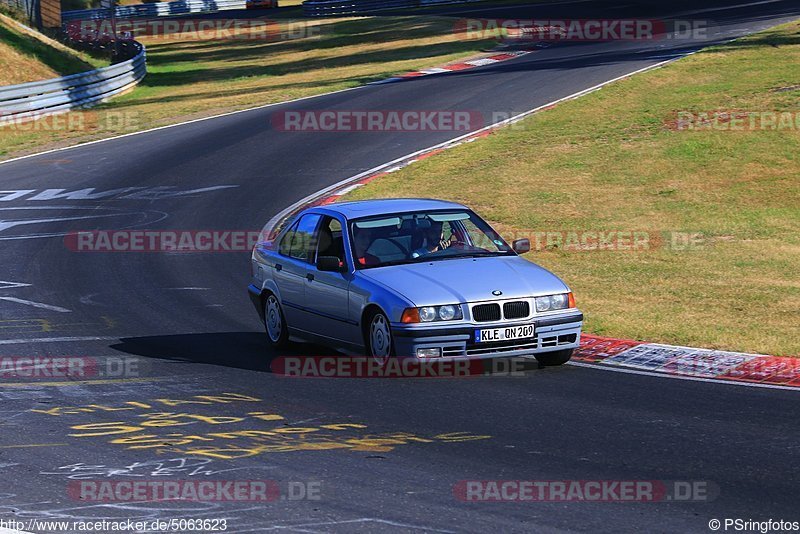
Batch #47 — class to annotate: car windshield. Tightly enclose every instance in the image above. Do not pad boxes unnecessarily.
[349,209,513,269]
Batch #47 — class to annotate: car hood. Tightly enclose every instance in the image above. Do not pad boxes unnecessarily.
[358,256,570,306]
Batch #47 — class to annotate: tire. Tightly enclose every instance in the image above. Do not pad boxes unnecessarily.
[365,309,394,365]
[263,293,289,348]
[534,348,573,367]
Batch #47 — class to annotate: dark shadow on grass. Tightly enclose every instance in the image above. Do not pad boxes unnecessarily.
[710,26,800,49]
[141,17,466,62]
[140,39,484,87]
[103,74,372,107]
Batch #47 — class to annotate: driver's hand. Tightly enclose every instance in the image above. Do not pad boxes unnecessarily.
[439,238,451,249]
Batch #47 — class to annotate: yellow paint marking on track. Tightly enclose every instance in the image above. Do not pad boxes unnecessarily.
[0,377,170,388]
[0,316,118,334]
[0,319,53,332]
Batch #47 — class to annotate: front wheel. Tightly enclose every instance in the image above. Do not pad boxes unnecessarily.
[366,310,394,365]
[263,294,289,348]
[534,348,573,367]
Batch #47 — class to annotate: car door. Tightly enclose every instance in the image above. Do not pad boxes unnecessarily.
[303,215,360,346]
[273,213,322,330]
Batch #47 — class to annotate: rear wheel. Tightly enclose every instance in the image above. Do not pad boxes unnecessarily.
[366,310,394,365]
[534,348,573,366]
[264,294,289,348]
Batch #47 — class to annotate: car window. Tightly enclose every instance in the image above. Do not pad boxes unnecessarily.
[315,216,346,264]
[281,214,322,263]
[278,220,299,257]
[461,218,496,249]
[350,210,512,269]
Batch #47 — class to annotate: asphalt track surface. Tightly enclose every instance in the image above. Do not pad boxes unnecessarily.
[1,1,800,532]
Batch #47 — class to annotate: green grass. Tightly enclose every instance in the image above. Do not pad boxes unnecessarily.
[344,20,800,356]
[0,14,100,85]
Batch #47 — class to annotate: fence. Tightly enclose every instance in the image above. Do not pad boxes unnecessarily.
[0,41,146,123]
[62,0,247,21]
[302,0,482,17]
[0,0,39,26]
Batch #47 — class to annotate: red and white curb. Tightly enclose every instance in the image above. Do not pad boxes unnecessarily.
[575,335,799,389]
[369,51,531,85]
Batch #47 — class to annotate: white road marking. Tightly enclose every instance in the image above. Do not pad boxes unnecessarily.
[0,213,134,233]
[419,67,452,74]
[0,297,71,313]
[0,281,31,290]
[0,205,169,241]
[162,287,210,290]
[568,361,800,392]
[0,87,367,167]
[464,58,499,66]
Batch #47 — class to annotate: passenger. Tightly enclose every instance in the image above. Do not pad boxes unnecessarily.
[353,228,380,266]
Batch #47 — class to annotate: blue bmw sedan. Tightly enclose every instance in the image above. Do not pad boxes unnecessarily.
[249,198,583,366]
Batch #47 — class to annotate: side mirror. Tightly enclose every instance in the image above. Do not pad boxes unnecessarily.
[512,238,531,254]
[317,256,343,272]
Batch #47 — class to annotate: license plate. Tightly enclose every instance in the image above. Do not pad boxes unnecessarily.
[475,324,535,343]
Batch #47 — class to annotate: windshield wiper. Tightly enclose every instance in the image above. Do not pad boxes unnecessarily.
[365,258,416,268]
[448,250,513,258]
[364,250,511,268]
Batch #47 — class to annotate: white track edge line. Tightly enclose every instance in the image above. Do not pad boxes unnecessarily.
[0,85,366,167]
[0,38,533,167]
[568,361,799,392]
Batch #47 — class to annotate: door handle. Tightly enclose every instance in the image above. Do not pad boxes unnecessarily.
[274,263,282,271]
[306,273,315,282]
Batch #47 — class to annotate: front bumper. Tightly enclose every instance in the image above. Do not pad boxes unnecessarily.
[392,312,583,360]
[248,284,264,322]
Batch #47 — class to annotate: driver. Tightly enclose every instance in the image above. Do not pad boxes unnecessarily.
[411,221,455,258]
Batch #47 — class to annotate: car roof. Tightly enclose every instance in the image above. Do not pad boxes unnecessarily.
[315,198,469,219]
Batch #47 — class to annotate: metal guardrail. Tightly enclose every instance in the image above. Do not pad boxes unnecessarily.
[61,0,478,20]
[62,0,247,22]
[302,0,482,17]
[0,41,146,123]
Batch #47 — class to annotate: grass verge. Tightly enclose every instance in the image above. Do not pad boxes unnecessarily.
[0,15,494,158]
[344,20,800,356]
[0,13,100,85]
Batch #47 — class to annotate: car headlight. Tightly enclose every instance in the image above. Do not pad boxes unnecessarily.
[535,293,575,312]
[419,307,437,322]
[402,305,463,323]
[438,305,457,321]
[551,294,568,309]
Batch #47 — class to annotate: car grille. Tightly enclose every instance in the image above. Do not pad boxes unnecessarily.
[434,333,579,358]
[465,339,539,356]
[503,301,530,319]
[471,301,530,322]
[472,303,501,322]
[464,333,577,356]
